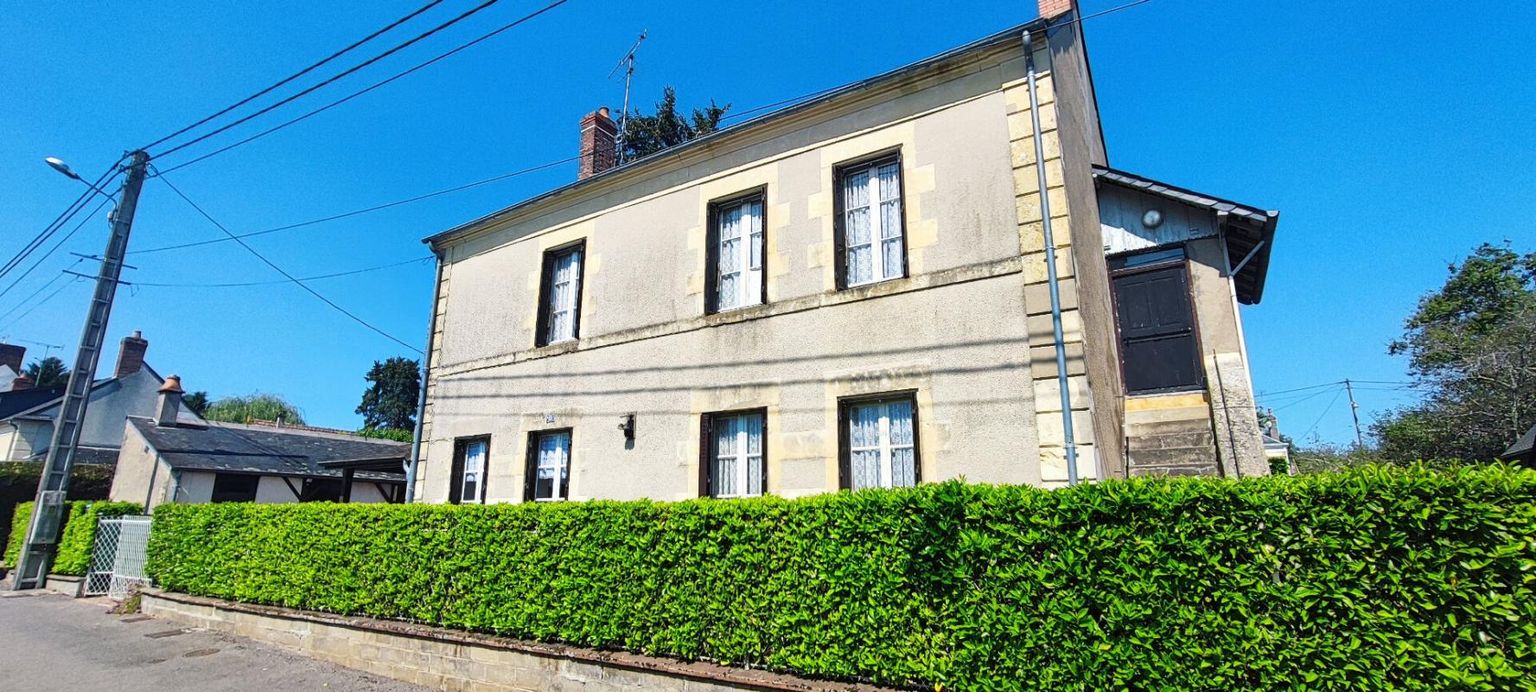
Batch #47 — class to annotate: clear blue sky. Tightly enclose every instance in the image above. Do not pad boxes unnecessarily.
[2,1,1532,443]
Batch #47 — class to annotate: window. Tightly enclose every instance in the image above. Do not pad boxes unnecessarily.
[300,478,344,503]
[839,393,919,490]
[1109,251,1203,394]
[210,473,259,503]
[536,242,585,346]
[835,154,905,288]
[700,409,766,498]
[524,429,571,502]
[706,190,767,313]
[449,436,489,504]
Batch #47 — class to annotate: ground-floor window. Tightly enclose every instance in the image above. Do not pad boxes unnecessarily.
[701,409,766,498]
[210,473,259,503]
[526,429,571,502]
[839,393,919,490]
[449,436,489,504]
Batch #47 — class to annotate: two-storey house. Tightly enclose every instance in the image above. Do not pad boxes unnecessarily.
[413,0,1279,504]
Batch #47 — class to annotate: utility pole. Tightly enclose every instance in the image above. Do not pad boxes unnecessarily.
[1343,378,1365,451]
[12,150,149,590]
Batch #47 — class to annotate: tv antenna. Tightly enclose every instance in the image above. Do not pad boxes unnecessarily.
[608,31,646,164]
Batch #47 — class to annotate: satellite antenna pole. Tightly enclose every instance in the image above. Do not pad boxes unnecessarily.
[608,31,646,164]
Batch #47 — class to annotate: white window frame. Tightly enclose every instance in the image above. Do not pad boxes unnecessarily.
[459,438,488,504]
[543,245,583,345]
[710,411,764,498]
[846,398,916,490]
[840,158,904,287]
[714,197,765,312]
[531,430,571,502]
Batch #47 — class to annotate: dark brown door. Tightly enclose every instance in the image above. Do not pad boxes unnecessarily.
[1113,265,1202,393]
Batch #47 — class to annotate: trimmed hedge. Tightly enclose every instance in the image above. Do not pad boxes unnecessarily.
[148,466,1536,690]
[4,500,142,575]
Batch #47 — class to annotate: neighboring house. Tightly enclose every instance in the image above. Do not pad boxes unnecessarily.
[1506,425,1535,467]
[0,331,204,465]
[413,0,1280,505]
[110,378,408,509]
[0,342,23,392]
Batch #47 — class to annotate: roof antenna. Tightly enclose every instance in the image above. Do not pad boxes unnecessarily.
[608,31,646,165]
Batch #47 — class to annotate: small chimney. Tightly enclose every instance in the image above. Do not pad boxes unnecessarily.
[12,373,34,392]
[156,374,184,427]
[578,107,618,180]
[1038,0,1074,20]
[115,330,149,378]
[0,343,23,376]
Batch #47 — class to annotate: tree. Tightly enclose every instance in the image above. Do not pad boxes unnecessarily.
[181,391,210,417]
[23,357,69,387]
[356,357,420,432]
[203,394,306,426]
[1373,242,1536,461]
[619,87,729,161]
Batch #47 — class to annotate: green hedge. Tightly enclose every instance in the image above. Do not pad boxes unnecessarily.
[147,466,1536,690]
[4,500,142,575]
[0,462,113,553]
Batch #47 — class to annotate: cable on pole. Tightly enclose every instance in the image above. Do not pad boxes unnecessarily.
[0,195,115,303]
[1,160,122,281]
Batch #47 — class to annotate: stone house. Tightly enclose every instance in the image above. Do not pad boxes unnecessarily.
[411,0,1279,505]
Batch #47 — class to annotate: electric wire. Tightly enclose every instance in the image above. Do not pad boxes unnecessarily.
[131,156,578,255]
[1300,390,1346,442]
[0,272,85,333]
[130,255,432,288]
[1,161,121,281]
[153,0,505,160]
[154,170,422,353]
[0,194,115,303]
[0,259,83,324]
[141,0,447,152]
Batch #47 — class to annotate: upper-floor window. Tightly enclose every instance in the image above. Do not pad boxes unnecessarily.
[536,241,585,346]
[839,392,919,490]
[1109,248,1204,394]
[835,153,906,288]
[706,189,767,313]
[700,409,766,498]
[525,429,572,502]
[449,436,489,504]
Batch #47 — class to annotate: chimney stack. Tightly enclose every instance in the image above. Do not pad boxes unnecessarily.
[1038,0,1074,20]
[578,107,618,180]
[156,374,184,427]
[12,374,34,392]
[0,343,23,377]
[114,330,148,378]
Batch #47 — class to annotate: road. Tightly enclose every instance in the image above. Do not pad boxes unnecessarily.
[0,591,424,691]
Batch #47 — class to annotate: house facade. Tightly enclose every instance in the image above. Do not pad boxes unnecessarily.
[412,1,1278,504]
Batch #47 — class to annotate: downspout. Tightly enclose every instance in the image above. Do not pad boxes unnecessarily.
[1024,29,1080,486]
[142,453,160,509]
[404,254,444,502]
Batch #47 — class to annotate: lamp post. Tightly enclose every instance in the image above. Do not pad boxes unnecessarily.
[12,151,150,590]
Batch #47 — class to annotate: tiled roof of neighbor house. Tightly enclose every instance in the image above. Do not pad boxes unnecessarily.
[129,417,406,481]
[1093,166,1279,305]
[0,384,68,419]
[1507,425,1535,458]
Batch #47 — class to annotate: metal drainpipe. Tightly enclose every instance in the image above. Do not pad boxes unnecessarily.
[1023,29,1080,486]
[403,256,444,503]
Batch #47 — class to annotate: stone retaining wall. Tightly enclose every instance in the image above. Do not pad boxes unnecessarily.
[141,590,884,692]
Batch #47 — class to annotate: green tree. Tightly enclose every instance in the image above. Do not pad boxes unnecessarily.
[1373,242,1536,461]
[181,391,210,417]
[203,393,305,426]
[619,87,728,161]
[356,357,419,432]
[23,356,69,387]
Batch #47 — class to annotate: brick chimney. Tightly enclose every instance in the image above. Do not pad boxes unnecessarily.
[0,342,23,376]
[114,330,148,378]
[1038,0,1074,19]
[156,374,184,426]
[12,373,33,391]
[578,107,618,180]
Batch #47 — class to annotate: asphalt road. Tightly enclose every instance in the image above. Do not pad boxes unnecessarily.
[0,591,424,691]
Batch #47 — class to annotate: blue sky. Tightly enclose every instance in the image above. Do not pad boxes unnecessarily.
[1,1,1531,442]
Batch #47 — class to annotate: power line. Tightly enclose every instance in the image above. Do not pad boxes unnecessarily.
[1257,380,1343,398]
[131,156,577,255]
[130,255,432,288]
[154,170,423,354]
[141,0,446,152]
[1300,390,1346,442]
[0,161,121,281]
[153,0,506,159]
[0,194,114,303]
[0,259,84,324]
[0,274,85,333]
[152,0,572,176]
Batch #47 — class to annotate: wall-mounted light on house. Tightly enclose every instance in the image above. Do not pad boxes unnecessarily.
[618,414,636,441]
[1142,209,1164,229]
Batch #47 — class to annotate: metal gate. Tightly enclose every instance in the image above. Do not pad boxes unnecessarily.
[86,515,152,598]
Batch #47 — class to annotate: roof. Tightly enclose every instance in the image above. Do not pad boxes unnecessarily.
[130,417,407,481]
[15,445,120,465]
[423,19,1048,250]
[1506,425,1535,459]
[1094,166,1279,304]
[0,384,68,420]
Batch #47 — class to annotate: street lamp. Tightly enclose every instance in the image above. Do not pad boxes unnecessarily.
[45,156,118,202]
